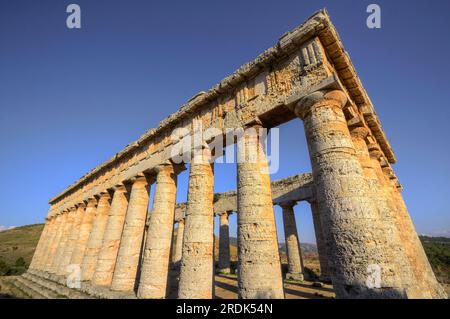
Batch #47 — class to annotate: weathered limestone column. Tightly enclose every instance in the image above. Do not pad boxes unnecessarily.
[350,126,414,294]
[80,192,111,282]
[39,216,60,271]
[217,212,231,274]
[70,198,97,268]
[111,175,150,292]
[178,147,215,299]
[293,89,407,298]
[138,164,177,298]
[378,158,447,298]
[44,213,65,272]
[31,217,53,270]
[92,184,129,286]
[50,211,72,274]
[58,203,85,277]
[280,201,304,281]
[236,124,284,299]
[309,201,331,282]
[172,220,185,264]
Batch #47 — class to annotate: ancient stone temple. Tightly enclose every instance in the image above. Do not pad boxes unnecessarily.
[24,9,446,299]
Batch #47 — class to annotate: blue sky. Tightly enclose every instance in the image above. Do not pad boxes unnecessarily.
[1,0,449,243]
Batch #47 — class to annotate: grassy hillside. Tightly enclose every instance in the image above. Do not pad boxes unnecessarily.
[0,224,43,276]
[420,236,450,284]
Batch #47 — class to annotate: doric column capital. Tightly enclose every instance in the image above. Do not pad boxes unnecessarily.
[75,202,86,209]
[349,126,370,140]
[130,173,149,186]
[112,183,129,193]
[294,89,348,119]
[367,143,384,159]
[86,197,98,208]
[97,190,112,201]
[217,211,231,217]
[279,200,297,209]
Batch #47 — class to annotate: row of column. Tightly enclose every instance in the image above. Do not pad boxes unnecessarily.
[30,88,445,299]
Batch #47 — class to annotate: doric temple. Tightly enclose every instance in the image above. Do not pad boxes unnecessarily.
[24,9,446,299]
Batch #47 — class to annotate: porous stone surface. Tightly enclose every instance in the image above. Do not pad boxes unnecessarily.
[137,164,177,298]
[297,89,409,298]
[52,210,74,275]
[171,220,184,263]
[58,203,85,277]
[70,198,97,267]
[80,192,111,282]
[281,201,304,281]
[310,201,330,282]
[178,150,215,299]
[111,176,150,292]
[92,185,129,286]
[217,212,231,274]
[236,126,284,299]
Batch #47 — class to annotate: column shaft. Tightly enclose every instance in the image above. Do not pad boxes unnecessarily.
[111,176,150,292]
[382,165,447,298]
[351,127,415,294]
[80,192,111,282]
[171,220,184,264]
[298,89,406,298]
[310,201,331,282]
[92,184,129,286]
[70,198,97,268]
[236,126,284,299]
[57,204,85,277]
[39,217,60,271]
[178,149,215,299]
[138,165,177,298]
[50,211,72,274]
[218,212,231,274]
[281,202,304,281]
[31,218,53,270]
[44,214,65,272]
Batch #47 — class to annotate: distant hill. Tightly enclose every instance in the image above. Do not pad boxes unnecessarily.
[420,235,450,284]
[0,224,43,276]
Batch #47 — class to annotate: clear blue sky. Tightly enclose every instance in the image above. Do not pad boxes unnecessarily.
[1,0,450,243]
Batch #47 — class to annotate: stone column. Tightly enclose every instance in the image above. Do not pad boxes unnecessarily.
[236,124,284,299]
[178,147,215,299]
[50,210,72,274]
[309,201,331,282]
[45,214,65,272]
[138,164,178,298]
[70,198,97,268]
[280,201,304,281]
[293,89,407,298]
[217,212,231,274]
[39,216,60,272]
[80,192,111,282]
[378,158,447,298]
[58,203,85,277]
[31,217,53,271]
[111,175,150,292]
[350,126,414,293]
[92,184,129,286]
[172,219,184,264]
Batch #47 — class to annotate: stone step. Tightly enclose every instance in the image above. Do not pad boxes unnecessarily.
[0,276,33,299]
[23,271,92,299]
[12,276,55,299]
